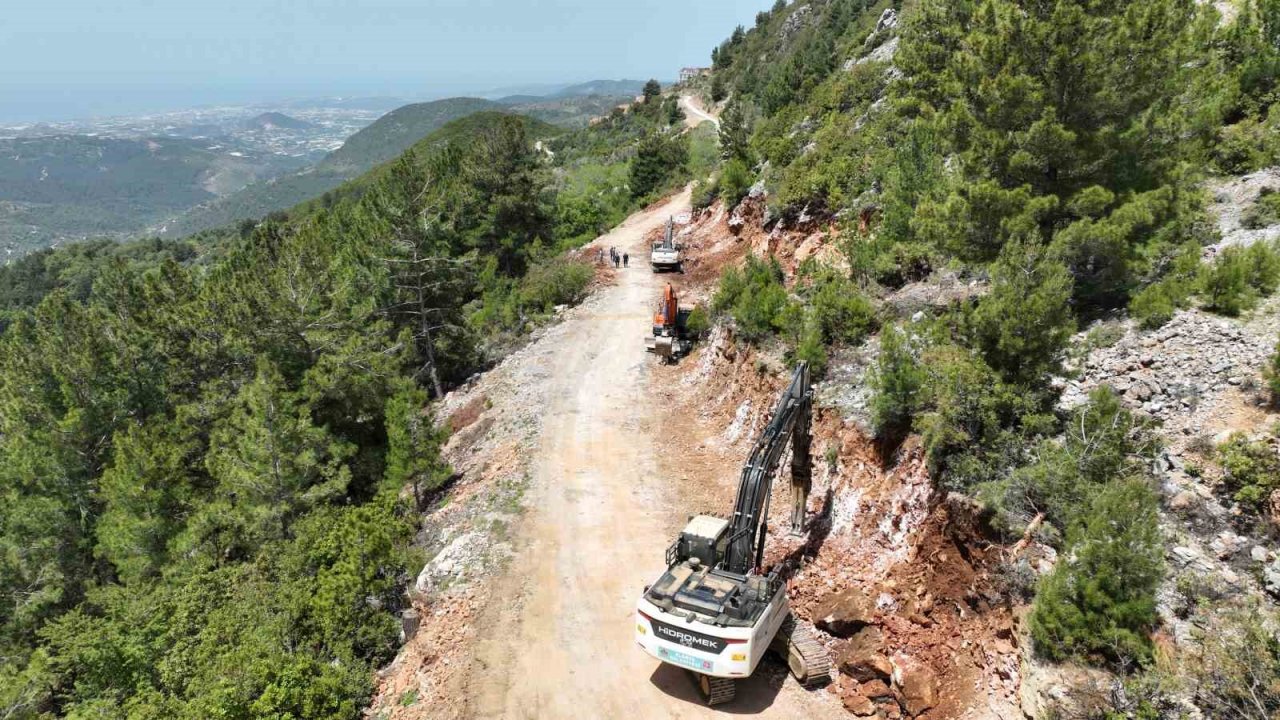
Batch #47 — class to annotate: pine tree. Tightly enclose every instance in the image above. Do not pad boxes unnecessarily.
[972,240,1075,385]
[205,360,354,547]
[383,383,451,510]
[1030,478,1164,668]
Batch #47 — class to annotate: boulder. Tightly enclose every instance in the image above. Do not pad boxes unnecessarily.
[841,690,877,717]
[838,627,892,681]
[1265,559,1280,598]
[860,679,894,699]
[814,587,876,637]
[891,653,939,717]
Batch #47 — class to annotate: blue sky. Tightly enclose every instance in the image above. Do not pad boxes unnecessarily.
[0,0,773,122]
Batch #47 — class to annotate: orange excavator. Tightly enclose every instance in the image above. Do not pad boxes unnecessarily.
[645,284,693,363]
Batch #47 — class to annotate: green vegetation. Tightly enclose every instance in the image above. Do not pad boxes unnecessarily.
[1244,188,1280,229]
[1183,606,1280,719]
[868,325,924,436]
[165,99,537,238]
[0,110,610,718]
[1215,432,1280,510]
[693,0,1274,676]
[0,135,304,254]
[711,256,876,376]
[1029,478,1164,669]
[1266,335,1280,401]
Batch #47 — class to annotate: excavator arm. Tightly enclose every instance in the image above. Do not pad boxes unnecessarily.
[722,363,813,575]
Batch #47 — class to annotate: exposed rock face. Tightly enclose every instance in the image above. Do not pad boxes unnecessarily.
[1205,166,1280,255]
[814,586,877,637]
[875,7,899,33]
[891,653,939,717]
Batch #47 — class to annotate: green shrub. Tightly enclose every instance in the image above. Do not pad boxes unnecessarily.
[1184,606,1280,720]
[684,305,711,337]
[1029,478,1164,669]
[1129,281,1180,328]
[1244,188,1280,230]
[1129,241,1201,328]
[629,131,689,199]
[1216,433,1280,509]
[868,324,924,436]
[913,343,1052,490]
[806,269,877,345]
[1214,116,1280,174]
[712,255,793,342]
[518,259,594,312]
[1201,246,1260,316]
[972,241,1075,385]
[1266,336,1280,402]
[792,317,828,377]
[719,158,752,208]
[693,180,720,210]
[980,387,1156,539]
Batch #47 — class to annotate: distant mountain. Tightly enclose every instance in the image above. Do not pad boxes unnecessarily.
[274,96,406,111]
[161,97,508,237]
[478,82,568,99]
[291,111,562,216]
[0,135,304,254]
[317,97,502,175]
[551,80,648,98]
[241,112,314,131]
[494,94,547,106]
[506,95,634,128]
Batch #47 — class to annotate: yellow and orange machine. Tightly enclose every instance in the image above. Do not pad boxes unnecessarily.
[645,284,693,363]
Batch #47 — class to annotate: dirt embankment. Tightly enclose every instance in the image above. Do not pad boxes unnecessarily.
[641,200,1025,720]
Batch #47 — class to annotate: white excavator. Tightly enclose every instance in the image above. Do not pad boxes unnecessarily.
[649,217,683,273]
[635,363,831,705]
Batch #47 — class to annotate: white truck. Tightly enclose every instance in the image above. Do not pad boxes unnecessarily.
[649,217,682,273]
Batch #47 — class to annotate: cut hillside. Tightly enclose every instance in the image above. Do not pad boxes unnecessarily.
[672,0,1280,716]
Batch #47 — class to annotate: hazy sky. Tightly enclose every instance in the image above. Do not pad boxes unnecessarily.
[0,0,773,122]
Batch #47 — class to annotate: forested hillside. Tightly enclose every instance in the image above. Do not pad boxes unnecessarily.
[0,135,306,255]
[0,78,695,717]
[694,0,1280,714]
[165,91,650,239]
[160,98,508,238]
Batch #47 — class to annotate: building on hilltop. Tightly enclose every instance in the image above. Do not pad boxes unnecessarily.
[679,67,711,83]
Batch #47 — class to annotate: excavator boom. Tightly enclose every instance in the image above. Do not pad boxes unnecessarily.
[724,363,812,575]
[635,364,829,704]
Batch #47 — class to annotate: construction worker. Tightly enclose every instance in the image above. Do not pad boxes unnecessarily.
[623,252,629,267]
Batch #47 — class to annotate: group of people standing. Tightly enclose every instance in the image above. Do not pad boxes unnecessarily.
[597,246,629,268]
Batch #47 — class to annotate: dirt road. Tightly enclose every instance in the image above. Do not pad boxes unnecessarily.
[465,190,841,719]
[681,95,720,129]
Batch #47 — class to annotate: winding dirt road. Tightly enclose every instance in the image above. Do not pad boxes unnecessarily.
[681,95,721,130]
[465,190,841,719]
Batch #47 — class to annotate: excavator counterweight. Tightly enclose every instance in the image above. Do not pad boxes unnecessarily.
[634,364,831,705]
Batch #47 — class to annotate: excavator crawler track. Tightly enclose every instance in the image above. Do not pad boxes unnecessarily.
[692,672,736,705]
[771,614,832,688]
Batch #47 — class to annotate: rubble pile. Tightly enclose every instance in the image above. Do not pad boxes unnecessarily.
[1060,308,1278,435]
